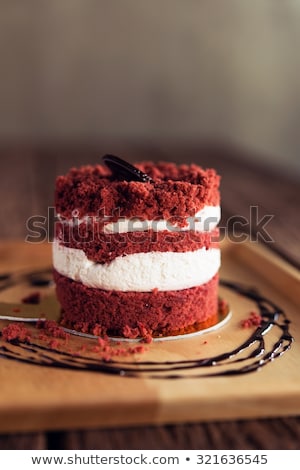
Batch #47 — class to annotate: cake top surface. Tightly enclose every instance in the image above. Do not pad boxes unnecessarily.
[55,161,220,220]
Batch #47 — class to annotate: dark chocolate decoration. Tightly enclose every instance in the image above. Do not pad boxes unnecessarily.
[0,278,293,379]
[102,154,153,183]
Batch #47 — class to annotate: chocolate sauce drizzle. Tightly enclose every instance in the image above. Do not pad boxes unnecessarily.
[0,277,293,379]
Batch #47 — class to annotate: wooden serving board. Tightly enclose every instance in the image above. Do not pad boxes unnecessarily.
[0,239,299,434]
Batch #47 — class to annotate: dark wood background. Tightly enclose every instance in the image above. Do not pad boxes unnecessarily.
[0,141,299,449]
[1,141,299,266]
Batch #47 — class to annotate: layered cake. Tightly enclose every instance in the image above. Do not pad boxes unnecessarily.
[53,157,221,339]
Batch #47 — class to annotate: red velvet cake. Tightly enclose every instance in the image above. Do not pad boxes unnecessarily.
[53,159,221,339]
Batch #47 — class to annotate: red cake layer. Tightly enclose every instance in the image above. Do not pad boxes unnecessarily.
[54,270,219,338]
[55,162,220,222]
[55,222,219,263]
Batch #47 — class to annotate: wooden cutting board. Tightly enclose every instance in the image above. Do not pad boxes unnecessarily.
[0,239,299,434]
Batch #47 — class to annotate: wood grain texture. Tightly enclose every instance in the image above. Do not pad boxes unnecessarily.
[0,432,45,450]
[0,142,299,450]
[2,418,300,450]
[52,418,300,450]
[0,240,299,449]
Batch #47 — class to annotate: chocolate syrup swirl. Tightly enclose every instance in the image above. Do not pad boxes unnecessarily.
[0,278,293,379]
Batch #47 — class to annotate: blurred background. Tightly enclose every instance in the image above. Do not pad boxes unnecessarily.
[1,0,300,176]
[0,0,299,262]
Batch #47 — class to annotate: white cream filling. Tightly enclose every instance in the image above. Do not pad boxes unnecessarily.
[58,205,221,233]
[53,240,220,292]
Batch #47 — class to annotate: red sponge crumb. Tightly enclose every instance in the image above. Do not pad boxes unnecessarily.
[54,270,219,338]
[122,325,140,339]
[0,319,147,361]
[89,339,147,361]
[21,292,41,305]
[92,324,107,337]
[48,339,60,349]
[122,323,153,343]
[241,312,262,329]
[37,319,70,340]
[55,161,220,220]
[56,223,219,264]
[1,323,31,343]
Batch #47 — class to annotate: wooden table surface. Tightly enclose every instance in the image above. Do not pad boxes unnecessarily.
[0,141,299,450]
